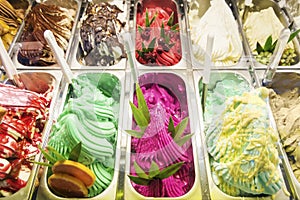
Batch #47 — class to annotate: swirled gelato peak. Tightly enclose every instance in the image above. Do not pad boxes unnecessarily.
[47,73,121,197]
[189,0,242,66]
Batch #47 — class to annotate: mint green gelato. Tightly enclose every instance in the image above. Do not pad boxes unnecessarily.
[47,73,120,197]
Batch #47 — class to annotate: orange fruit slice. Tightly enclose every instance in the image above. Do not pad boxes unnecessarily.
[48,173,88,197]
[52,160,96,188]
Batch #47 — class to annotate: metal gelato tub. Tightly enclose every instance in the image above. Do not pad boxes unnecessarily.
[0,70,61,200]
[193,69,290,200]
[131,0,190,69]
[69,0,130,69]
[11,0,82,69]
[186,0,246,68]
[123,71,202,199]
[255,69,300,200]
[236,0,300,69]
[36,71,125,200]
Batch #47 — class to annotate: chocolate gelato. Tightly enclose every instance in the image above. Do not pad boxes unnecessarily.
[79,2,126,66]
[17,2,76,66]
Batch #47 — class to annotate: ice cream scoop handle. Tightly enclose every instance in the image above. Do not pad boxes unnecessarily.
[263,28,290,85]
[44,30,73,84]
[0,37,24,88]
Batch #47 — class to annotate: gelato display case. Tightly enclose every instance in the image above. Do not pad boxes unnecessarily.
[1,0,300,199]
[0,70,61,200]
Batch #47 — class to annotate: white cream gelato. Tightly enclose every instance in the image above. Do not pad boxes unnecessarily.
[244,7,293,51]
[189,0,243,66]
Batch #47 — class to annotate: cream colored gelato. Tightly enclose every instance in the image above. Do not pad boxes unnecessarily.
[269,87,300,182]
[189,0,243,66]
[244,7,293,51]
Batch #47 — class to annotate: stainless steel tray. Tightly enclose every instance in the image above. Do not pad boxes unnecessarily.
[0,70,62,200]
[36,70,125,200]
[186,0,247,69]
[123,70,202,199]
[130,0,191,70]
[68,0,130,70]
[2,0,31,55]
[236,0,300,69]
[255,69,300,199]
[11,0,82,69]
[193,69,290,200]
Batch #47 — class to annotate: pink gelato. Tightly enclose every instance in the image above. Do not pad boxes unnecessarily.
[130,84,194,197]
[135,4,182,66]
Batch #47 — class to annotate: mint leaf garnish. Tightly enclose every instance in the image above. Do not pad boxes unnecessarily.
[167,12,174,26]
[264,35,273,51]
[149,161,160,178]
[68,142,82,161]
[128,161,184,186]
[125,83,150,138]
[157,162,184,179]
[128,175,150,185]
[288,29,300,43]
[168,117,193,146]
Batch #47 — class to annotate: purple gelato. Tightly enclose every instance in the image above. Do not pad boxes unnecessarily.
[129,83,195,197]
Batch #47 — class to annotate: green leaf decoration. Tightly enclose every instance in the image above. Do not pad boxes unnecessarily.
[271,40,277,52]
[128,175,150,185]
[128,161,185,186]
[165,35,170,44]
[170,23,179,31]
[168,43,175,49]
[130,101,149,127]
[174,117,189,141]
[142,42,147,52]
[135,83,150,123]
[148,161,160,178]
[167,12,174,26]
[39,145,57,164]
[148,37,156,53]
[145,9,150,27]
[145,9,157,27]
[68,142,82,162]
[31,161,53,167]
[256,42,264,54]
[288,29,300,43]
[168,117,176,138]
[174,133,194,146]
[160,23,165,38]
[168,117,192,146]
[264,35,273,51]
[136,50,144,57]
[134,161,149,179]
[138,26,143,34]
[157,162,184,179]
[149,12,157,27]
[125,129,145,138]
[46,146,66,161]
